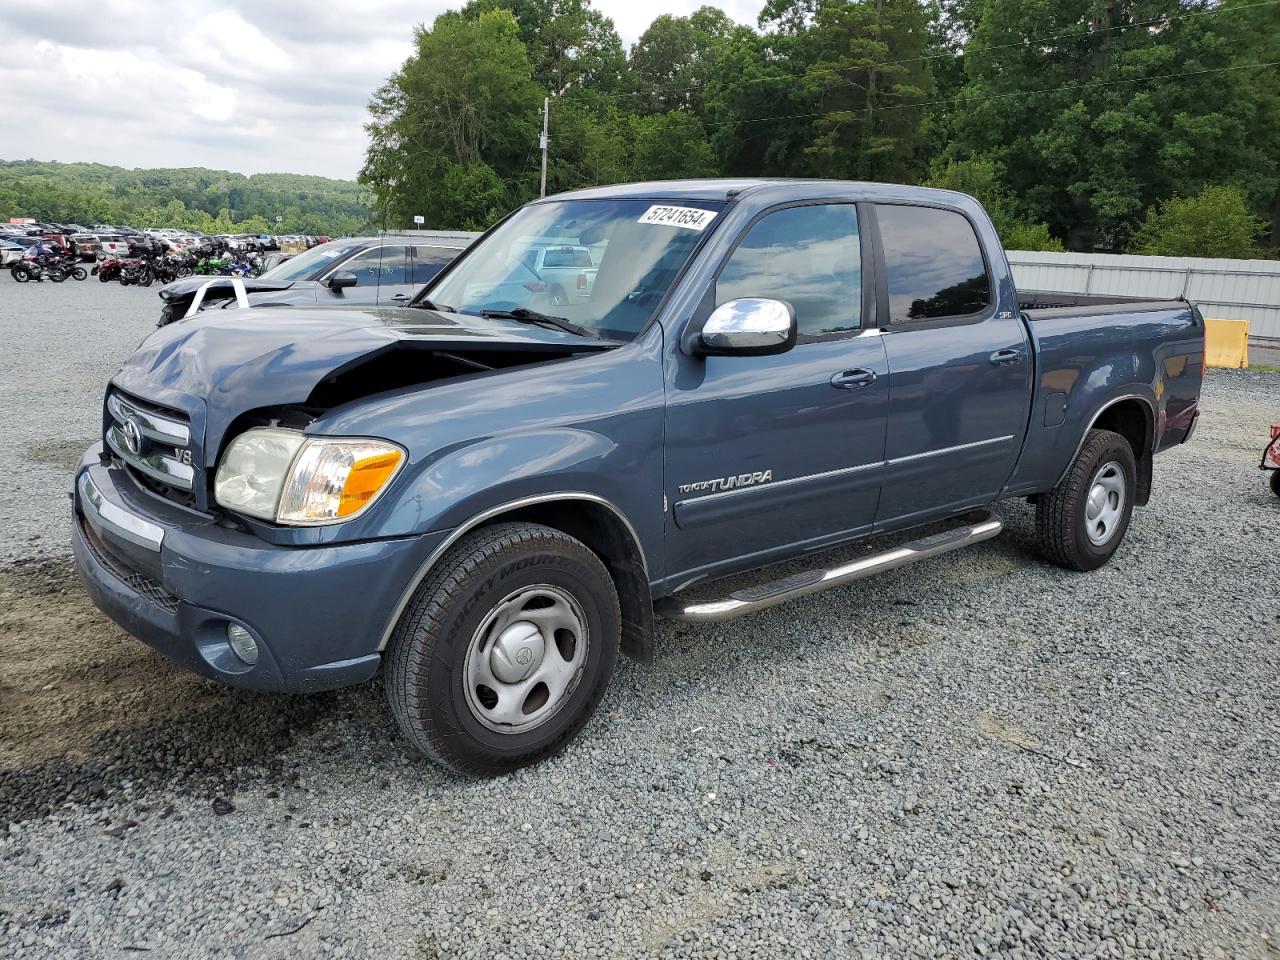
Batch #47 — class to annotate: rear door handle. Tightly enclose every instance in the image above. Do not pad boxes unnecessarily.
[830,368,877,389]
[989,349,1022,366]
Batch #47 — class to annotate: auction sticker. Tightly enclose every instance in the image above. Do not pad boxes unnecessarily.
[637,205,717,231]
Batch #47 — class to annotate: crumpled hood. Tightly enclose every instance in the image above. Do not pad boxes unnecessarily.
[111,305,611,464]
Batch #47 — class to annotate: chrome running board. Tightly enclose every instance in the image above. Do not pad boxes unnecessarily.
[655,510,1004,623]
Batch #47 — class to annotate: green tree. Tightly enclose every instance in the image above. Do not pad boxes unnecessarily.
[704,26,821,177]
[0,160,369,234]
[629,112,718,180]
[803,0,934,183]
[940,0,1279,251]
[926,158,1064,250]
[1130,185,1264,258]
[360,9,542,229]
[461,0,625,93]
[629,8,737,117]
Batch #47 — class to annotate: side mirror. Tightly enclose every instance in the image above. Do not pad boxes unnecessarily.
[697,298,797,356]
[328,271,357,290]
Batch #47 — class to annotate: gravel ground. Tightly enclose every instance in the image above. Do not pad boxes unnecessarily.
[0,277,157,561]
[2,279,1279,959]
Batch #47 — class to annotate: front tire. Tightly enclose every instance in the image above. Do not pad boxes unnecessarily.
[1270,470,1280,499]
[386,522,620,776]
[1036,428,1136,571]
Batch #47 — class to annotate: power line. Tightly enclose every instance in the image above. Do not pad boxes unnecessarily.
[557,0,1280,107]
[700,58,1280,128]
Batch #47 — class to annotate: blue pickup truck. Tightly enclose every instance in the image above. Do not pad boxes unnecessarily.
[73,180,1203,775]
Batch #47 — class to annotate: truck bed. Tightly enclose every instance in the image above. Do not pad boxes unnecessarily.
[1018,291,1186,317]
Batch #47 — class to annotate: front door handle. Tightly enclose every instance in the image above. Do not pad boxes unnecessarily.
[989,348,1023,366]
[831,368,877,389]
[389,293,410,301]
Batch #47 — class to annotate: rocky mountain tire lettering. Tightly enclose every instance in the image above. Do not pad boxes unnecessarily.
[678,470,773,495]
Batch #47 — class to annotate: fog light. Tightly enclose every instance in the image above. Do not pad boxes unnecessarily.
[227,623,259,665]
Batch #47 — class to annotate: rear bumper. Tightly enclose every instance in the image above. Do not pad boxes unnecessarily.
[71,444,445,693]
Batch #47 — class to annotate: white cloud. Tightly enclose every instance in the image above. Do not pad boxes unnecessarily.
[0,0,759,181]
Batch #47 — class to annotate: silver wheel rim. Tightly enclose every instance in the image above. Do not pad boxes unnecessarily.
[1085,460,1126,546]
[462,584,589,734]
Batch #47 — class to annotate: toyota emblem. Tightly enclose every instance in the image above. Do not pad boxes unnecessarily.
[121,418,144,457]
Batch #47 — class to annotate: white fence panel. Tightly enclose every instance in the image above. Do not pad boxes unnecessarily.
[1006,250,1280,340]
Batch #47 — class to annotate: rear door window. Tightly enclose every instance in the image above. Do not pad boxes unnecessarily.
[411,246,458,284]
[876,205,991,323]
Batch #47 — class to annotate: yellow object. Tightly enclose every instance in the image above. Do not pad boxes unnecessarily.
[339,450,404,517]
[1203,318,1249,368]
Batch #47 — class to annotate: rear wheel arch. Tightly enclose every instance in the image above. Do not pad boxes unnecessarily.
[1092,397,1154,506]
[1062,395,1155,506]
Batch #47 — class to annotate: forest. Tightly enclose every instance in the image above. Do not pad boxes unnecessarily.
[360,0,1280,255]
[3,1,1275,254]
[0,161,371,236]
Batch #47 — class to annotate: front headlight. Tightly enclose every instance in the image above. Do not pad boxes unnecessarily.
[214,428,405,525]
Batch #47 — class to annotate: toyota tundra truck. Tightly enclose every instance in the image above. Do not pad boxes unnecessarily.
[72,179,1204,775]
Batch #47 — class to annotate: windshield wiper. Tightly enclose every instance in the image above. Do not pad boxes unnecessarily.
[480,307,597,339]
[412,297,455,313]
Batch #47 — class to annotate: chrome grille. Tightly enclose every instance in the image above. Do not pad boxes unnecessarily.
[105,391,195,496]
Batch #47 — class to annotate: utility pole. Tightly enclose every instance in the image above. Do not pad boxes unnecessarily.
[539,96,550,198]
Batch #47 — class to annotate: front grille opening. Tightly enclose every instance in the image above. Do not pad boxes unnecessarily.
[129,467,197,508]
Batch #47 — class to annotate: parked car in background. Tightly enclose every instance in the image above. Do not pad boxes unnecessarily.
[0,238,24,266]
[71,233,101,260]
[155,232,478,323]
[97,235,132,258]
[522,243,598,304]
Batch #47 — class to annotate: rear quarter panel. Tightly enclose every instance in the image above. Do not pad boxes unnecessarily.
[1003,303,1204,496]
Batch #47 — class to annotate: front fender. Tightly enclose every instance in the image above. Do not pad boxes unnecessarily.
[378,427,659,546]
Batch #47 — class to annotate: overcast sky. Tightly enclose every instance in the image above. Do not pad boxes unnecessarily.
[2,1,759,181]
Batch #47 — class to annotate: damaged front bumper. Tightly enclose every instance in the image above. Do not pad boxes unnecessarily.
[71,443,444,693]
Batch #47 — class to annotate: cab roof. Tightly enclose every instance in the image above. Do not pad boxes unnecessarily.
[542,178,981,210]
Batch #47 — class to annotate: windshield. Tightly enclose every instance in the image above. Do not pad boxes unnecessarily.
[258,239,363,282]
[423,198,725,340]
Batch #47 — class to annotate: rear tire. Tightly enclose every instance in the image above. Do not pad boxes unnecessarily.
[1271,470,1280,499]
[385,522,620,776]
[1036,429,1136,571]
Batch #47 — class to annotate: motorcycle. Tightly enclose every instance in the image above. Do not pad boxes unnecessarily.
[118,258,153,287]
[195,254,224,275]
[51,253,88,281]
[11,255,67,283]
[151,255,192,284]
[94,256,124,282]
